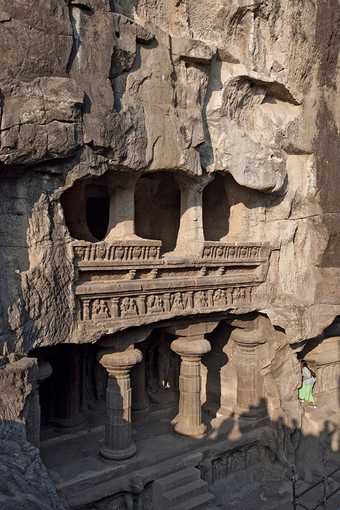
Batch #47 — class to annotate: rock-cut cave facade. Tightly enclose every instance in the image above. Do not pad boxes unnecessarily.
[1,1,340,509]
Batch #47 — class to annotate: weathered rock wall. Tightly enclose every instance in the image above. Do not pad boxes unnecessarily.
[1,1,339,356]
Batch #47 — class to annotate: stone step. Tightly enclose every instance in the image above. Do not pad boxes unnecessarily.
[153,466,201,492]
[176,492,216,510]
[163,478,208,505]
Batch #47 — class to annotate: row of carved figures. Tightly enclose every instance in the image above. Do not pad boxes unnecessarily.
[81,286,254,321]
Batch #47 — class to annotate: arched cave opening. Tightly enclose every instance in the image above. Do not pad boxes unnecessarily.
[61,175,110,242]
[203,173,229,241]
[135,172,181,254]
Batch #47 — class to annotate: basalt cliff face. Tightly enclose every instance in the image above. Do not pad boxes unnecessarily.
[1,1,340,509]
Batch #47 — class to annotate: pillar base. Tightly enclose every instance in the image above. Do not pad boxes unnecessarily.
[100,442,137,460]
[52,413,86,429]
[174,421,207,438]
[132,404,150,421]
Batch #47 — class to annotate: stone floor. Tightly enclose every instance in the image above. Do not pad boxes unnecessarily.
[40,406,273,508]
[40,401,340,510]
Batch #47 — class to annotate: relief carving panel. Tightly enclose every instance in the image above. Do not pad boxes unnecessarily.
[73,240,270,337]
[79,286,254,324]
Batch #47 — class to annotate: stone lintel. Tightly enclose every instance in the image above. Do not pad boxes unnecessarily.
[169,319,220,338]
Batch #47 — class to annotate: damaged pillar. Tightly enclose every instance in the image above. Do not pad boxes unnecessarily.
[26,361,52,447]
[98,347,142,460]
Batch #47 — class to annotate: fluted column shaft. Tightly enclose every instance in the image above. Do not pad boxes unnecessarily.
[171,336,211,437]
[98,348,142,460]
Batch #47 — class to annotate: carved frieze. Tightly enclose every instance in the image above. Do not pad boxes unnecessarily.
[73,239,271,336]
[73,240,270,268]
[79,286,254,324]
[201,242,270,262]
[73,240,162,266]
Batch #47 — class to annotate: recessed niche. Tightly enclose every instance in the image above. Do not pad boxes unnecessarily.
[135,172,181,254]
[86,186,110,241]
[203,173,229,241]
[61,175,110,242]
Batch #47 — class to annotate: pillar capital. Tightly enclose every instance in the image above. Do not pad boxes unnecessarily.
[230,315,269,347]
[98,348,142,374]
[171,337,211,359]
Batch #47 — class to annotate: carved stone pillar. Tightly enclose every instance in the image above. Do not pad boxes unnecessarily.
[106,173,138,240]
[171,336,211,437]
[230,318,267,420]
[98,348,142,460]
[174,175,212,256]
[26,361,52,447]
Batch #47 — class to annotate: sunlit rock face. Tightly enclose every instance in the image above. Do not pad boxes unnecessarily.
[1,1,340,508]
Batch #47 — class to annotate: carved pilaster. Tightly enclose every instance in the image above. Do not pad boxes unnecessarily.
[26,361,52,447]
[171,336,211,437]
[230,318,267,420]
[98,348,142,460]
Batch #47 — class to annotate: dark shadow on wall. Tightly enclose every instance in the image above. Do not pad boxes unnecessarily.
[203,173,230,241]
[135,172,181,254]
[203,321,230,418]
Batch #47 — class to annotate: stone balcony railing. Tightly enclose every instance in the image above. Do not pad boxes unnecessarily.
[73,239,271,339]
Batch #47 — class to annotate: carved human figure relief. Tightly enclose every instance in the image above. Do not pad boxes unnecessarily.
[120,297,138,317]
[96,243,107,260]
[194,291,208,309]
[171,292,184,311]
[147,294,164,314]
[92,299,111,319]
[213,289,226,307]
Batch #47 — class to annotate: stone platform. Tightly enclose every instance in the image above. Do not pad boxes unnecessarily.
[40,408,273,509]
